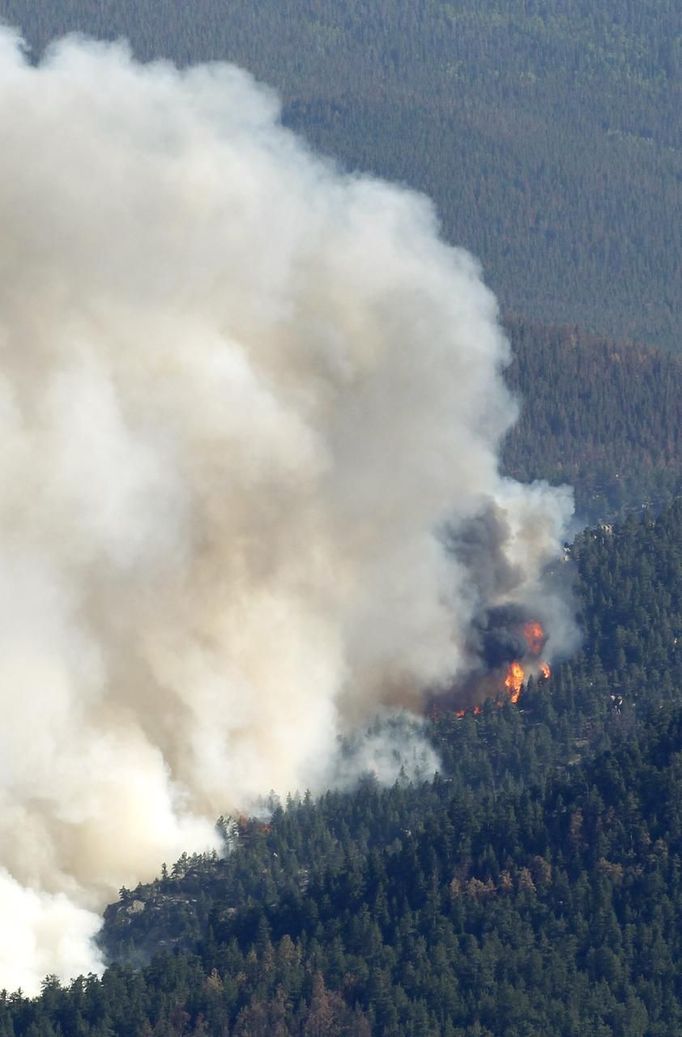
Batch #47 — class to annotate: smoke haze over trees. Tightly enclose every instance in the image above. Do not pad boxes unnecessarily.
[0,0,679,351]
[501,320,682,523]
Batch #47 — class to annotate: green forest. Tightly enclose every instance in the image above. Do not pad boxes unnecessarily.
[501,319,682,523]
[1,0,679,351]
[0,3,679,1033]
[1,502,680,1035]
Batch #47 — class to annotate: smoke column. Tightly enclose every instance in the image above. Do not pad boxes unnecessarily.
[0,30,574,991]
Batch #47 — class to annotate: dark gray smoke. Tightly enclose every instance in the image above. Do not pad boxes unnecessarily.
[476,604,539,669]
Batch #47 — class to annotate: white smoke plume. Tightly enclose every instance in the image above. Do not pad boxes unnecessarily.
[0,30,574,991]
[319,712,441,792]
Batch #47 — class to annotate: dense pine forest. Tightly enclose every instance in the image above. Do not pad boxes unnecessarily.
[0,0,679,352]
[1,502,680,1035]
[0,4,680,1034]
[501,320,682,523]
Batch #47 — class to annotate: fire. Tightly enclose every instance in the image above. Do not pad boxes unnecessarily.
[455,704,483,719]
[452,618,552,717]
[523,620,546,656]
[504,660,525,703]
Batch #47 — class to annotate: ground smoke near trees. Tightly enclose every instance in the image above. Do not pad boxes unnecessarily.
[0,31,574,991]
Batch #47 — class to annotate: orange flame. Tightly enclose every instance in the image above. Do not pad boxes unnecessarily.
[452,621,551,717]
[455,704,483,718]
[523,620,545,656]
[504,661,525,703]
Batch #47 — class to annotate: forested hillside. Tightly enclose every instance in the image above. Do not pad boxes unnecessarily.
[2,502,680,1035]
[502,320,682,523]
[0,5,680,1033]
[0,0,679,351]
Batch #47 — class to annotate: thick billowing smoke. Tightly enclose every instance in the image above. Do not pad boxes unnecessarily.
[0,31,574,991]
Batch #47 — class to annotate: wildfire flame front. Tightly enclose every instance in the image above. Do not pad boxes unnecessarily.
[504,661,525,703]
